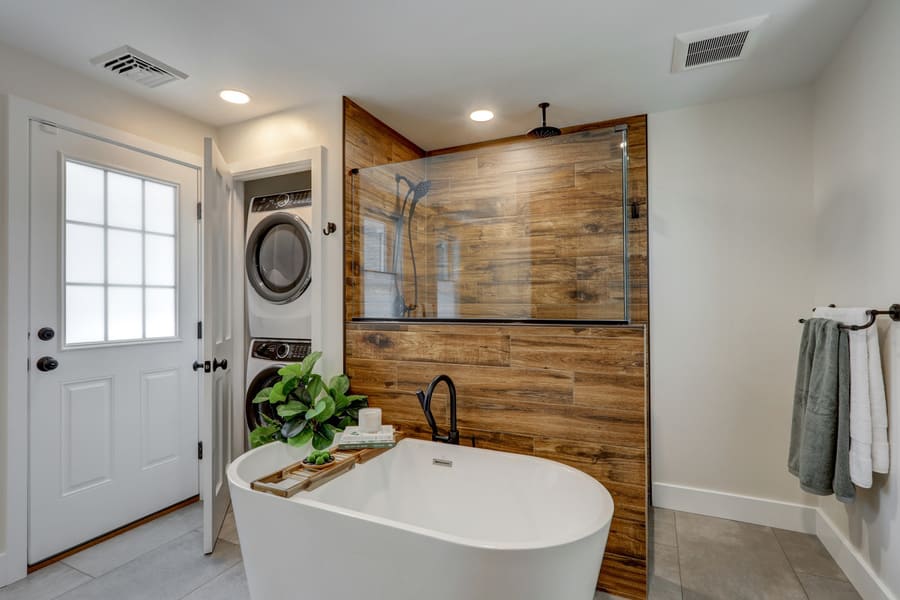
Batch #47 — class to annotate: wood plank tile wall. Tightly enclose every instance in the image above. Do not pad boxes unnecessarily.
[343,98,650,599]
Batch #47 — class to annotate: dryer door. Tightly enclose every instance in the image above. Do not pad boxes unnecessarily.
[246,212,312,304]
[245,365,283,430]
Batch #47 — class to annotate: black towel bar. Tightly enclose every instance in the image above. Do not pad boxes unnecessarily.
[798,304,900,331]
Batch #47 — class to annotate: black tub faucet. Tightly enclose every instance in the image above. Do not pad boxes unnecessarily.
[416,374,460,445]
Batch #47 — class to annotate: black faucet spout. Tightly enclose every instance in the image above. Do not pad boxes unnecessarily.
[417,374,460,445]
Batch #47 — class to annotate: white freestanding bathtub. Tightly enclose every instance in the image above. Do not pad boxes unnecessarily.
[227,438,614,600]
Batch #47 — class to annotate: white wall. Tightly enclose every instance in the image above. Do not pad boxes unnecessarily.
[0,40,213,154]
[649,88,817,511]
[813,0,900,596]
[216,101,344,376]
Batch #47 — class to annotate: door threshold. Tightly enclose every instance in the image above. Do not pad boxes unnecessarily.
[27,495,200,574]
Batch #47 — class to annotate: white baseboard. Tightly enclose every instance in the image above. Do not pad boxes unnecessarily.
[652,482,818,533]
[816,510,896,600]
[652,482,896,600]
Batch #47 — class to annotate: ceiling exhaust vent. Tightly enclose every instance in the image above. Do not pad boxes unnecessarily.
[90,46,188,88]
[672,15,768,73]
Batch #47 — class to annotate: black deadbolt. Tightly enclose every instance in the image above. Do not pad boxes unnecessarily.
[36,356,59,372]
[37,327,55,341]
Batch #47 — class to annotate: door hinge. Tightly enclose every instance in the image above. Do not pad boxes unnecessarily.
[198,441,203,460]
[197,321,203,339]
[196,202,202,220]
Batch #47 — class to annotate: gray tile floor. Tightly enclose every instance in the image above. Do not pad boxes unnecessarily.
[0,503,862,600]
[648,507,862,600]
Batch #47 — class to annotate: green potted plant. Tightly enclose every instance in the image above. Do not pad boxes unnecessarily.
[249,351,368,450]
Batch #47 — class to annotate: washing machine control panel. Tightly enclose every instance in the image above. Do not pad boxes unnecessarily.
[251,339,312,362]
[250,189,312,212]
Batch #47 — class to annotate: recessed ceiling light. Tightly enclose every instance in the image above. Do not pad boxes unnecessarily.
[219,89,250,104]
[469,109,494,122]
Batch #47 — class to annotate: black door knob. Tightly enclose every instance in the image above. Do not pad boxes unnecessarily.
[37,327,55,341]
[212,358,228,372]
[36,356,59,372]
[192,361,210,373]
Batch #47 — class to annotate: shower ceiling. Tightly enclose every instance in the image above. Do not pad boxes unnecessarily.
[0,0,868,149]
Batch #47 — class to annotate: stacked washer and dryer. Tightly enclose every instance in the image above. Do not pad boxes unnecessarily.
[244,188,315,433]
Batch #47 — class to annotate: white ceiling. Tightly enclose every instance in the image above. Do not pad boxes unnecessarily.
[0,0,868,149]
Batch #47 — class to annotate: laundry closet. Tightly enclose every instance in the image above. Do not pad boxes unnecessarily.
[240,170,317,449]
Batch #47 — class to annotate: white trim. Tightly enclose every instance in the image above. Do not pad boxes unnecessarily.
[652,482,818,533]
[653,482,897,600]
[817,510,896,600]
[2,95,201,587]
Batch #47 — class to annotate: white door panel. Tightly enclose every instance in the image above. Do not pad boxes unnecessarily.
[28,122,200,563]
[201,137,235,554]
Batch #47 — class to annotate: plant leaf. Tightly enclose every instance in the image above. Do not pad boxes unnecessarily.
[312,432,331,450]
[288,427,315,447]
[249,424,279,448]
[252,387,273,404]
[269,381,287,404]
[281,375,299,396]
[299,352,322,378]
[328,374,350,396]
[345,394,368,406]
[278,363,304,379]
[306,399,327,421]
[318,396,336,422]
[280,419,308,439]
[277,400,308,419]
[306,374,324,403]
[333,391,350,411]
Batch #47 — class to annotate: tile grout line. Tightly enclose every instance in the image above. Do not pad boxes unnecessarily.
[771,528,810,600]
[671,510,685,600]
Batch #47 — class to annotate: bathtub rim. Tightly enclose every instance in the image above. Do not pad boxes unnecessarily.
[227,438,615,552]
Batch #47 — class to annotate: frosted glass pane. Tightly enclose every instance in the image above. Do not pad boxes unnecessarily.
[107,230,142,285]
[66,224,105,284]
[108,287,143,341]
[145,288,175,338]
[145,234,175,286]
[145,181,175,234]
[107,172,142,229]
[66,285,105,344]
[66,162,105,224]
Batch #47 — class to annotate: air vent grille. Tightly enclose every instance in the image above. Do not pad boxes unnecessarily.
[672,15,767,73]
[90,46,188,88]
[685,31,750,68]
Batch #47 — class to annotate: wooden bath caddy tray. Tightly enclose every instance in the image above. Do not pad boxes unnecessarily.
[251,433,406,498]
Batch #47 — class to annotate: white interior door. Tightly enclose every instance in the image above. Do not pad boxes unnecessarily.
[27,121,201,563]
[201,137,235,554]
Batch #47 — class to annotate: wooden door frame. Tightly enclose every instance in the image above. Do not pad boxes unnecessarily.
[1,95,202,586]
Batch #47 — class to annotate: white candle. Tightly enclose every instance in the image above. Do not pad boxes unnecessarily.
[358,408,382,434]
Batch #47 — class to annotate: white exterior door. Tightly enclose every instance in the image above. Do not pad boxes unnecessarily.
[200,138,235,554]
[27,121,201,563]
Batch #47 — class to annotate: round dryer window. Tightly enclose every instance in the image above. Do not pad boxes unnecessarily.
[246,213,312,304]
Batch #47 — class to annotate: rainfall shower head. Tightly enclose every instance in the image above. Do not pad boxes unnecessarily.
[527,102,561,139]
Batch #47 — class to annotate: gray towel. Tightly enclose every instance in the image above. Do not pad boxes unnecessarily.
[788,319,855,501]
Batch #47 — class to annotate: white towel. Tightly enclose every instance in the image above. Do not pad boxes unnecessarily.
[813,307,873,487]
[867,327,890,473]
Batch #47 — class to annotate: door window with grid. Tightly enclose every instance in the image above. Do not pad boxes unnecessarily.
[64,160,178,345]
